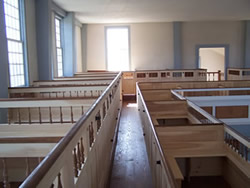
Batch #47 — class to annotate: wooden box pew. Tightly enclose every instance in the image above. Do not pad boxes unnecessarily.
[8,85,108,99]
[0,98,96,124]
[0,124,73,143]
[32,78,113,87]
[137,83,250,188]
[140,89,176,102]
[0,124,74,187]
[145,100,190,125]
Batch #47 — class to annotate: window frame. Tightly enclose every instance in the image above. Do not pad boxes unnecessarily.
[3,0,28,87]
[105,26,131,71]
[54,15,64,77]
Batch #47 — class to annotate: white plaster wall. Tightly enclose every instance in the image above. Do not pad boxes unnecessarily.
[86,23,174,71]
[181,21,245,69]
[75,25,83,72]
[25,0,38,84]
[87,24,106,70]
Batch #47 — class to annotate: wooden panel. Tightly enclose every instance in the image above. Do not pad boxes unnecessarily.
[0,143,57,157]
[216,106,248,119]
[161,141,226,158]
[201,106,213,115]
[228,70,240,75]
[147,101,188,118]
[142,90,173,101]
[156,125,224,142]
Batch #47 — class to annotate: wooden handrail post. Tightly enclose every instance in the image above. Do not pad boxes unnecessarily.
[218,70,221,81]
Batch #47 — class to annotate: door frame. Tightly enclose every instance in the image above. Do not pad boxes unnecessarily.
[195,44,229,80]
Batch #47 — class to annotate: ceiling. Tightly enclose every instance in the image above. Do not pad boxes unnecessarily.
[53,0,250,24]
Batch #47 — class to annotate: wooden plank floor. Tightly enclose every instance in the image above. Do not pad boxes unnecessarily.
[109,101,153,188]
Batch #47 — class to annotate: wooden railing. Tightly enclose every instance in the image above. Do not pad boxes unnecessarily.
[20,72,122,187]
[9,85,107,98]
[0,98,95,124]
[224,125,250,162]
[206,70,221,81]
[1,157,45,188]
[186,101,221,124]
[227,68,250,80]
[122,69,207,96]
[33,79,113,87]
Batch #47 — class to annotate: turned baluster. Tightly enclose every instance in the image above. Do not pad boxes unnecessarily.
[25,158,30,177]
[77,142,81,170]
[71,106,74,123]
[49,107,52,123]
[2,158,10,188]
[80,137,85,163]
[28,107,31,124]
[73,148,78,177]
[38,107,42,123]
[81,106,84,115]
[57,173,63,188]
[60,107,63,123]
[90,90,93,97]
[18,108,21,124]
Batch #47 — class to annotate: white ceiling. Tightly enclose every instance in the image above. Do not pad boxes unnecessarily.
[53,0,250,24]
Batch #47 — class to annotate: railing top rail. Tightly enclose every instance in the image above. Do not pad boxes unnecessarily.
[20,72,122,188]
[173,87,250,92]
[33,78,114,83]
[0,97,97,102]
[186,100,222,124]
[9,84,108,90]
[224,124,250,144]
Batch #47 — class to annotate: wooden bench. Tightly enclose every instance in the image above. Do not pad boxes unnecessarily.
[0,98,96,124]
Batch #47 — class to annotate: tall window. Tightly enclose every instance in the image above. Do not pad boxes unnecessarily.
[4,0,26,87]
[55,17,63,77]
[106,27,130,71]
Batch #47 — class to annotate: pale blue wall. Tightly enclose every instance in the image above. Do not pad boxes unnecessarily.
[173,22,182,69]
[0,0,9,122]
[245,21,250,68]
[35,0,53,80]
[63,12,76,76]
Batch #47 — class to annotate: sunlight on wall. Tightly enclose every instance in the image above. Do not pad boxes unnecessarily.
[106,27,129,71]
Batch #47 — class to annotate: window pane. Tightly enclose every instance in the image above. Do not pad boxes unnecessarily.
[55,17,63,77]
[4,0,26,87]
[106,27,130,71]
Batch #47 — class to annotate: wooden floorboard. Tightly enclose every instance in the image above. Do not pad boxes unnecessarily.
[109,101,153,188]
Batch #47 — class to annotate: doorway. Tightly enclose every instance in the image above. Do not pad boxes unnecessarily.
[106,27,130,71]
[199,47,225,80]
[196,45,229,81]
